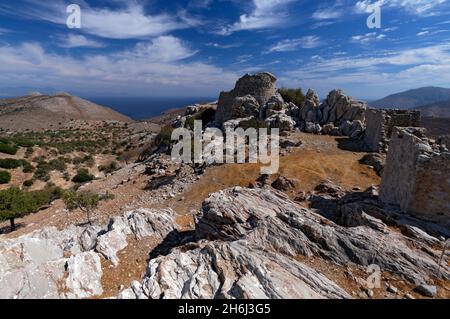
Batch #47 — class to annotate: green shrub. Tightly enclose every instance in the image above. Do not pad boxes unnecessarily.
[72,168,94,184]
[62,190,112,224]
[278,88,305,106]
[48,159,67,172]
[22,162,35,173]
[0,143,18,155]
[99,161,118,174]
[23,180,34,187]
[155,126,174,148]
[0,171,11,184]
[0,159,23,169]
[238,118,268,130]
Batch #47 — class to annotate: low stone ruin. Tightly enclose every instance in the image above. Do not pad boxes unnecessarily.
[364,109,421,152]
[380,127,450,224]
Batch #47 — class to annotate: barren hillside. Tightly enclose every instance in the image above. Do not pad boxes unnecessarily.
[0,93,133,131]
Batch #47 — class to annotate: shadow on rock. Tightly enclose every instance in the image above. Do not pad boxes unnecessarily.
[148,229,196,260]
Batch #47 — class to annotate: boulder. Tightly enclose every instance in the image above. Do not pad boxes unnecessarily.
[271,176,296,191]
[304,122,322,134]
[359,153,385,176]
[79,226,102,251]
[264,93,286,118]
[265,112,296,132]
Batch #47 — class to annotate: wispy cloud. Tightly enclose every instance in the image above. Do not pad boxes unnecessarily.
[219,0,298,35]
[0,37,238,96]
[268,36,322,52]
[58,34,104,48]
[351,32,386,44]
[355,0,449,16]
[282,43,450,98]
[206,42,242,49]
[0,1,191,39]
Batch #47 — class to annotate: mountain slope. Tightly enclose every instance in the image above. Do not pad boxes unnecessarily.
[415,100,450,118]
[0,92,133,131]
[370,87,450,109]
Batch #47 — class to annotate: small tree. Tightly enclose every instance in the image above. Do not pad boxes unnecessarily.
[0,188,50,231]
[0,170,11,184]
[278,88,305,106]
[62,190,101,225]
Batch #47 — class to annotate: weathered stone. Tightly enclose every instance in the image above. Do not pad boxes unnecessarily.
[216,73,277,123]
[79,226,102,251]
[304,122,321,134]
[359,153,385,176]
[271,176,296,191]
[196,187,449,283]
[265,112,295,132]
[364,108,421,152]
[414,284,437,297]
[65,252,103,298]
[320,90,366,125]
[380,127,450,224]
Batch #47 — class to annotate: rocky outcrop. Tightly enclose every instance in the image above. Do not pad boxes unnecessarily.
[215,73,277,124]
[121,187,448,299]
[0,209,178,299]
[319,90,366,125]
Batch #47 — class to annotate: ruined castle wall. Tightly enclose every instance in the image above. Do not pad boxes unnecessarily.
[408,152,450,224]
[364,108,421,153]
[215,72,277,124]
[380,127,450,224]
[380,127,421,210]
[364,109,387,152]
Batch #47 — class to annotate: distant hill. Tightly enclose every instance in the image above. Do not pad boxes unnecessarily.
[0,92,133,131]
[370,87,450,109]
[415,100,450,118]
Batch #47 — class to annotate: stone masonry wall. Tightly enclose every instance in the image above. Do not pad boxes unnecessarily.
[364,108,421,152]
[380,127,450,224]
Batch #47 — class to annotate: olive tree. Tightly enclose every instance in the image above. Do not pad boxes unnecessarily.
[0,188,50,231]
[62,191,113,225]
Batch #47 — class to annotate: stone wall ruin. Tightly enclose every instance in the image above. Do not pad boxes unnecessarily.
[364,109,421,152]
[380,127,450,224]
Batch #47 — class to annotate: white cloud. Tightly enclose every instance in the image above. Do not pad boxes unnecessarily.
[351,32,386,43]
[206,42,242,49]
[268,36,322,52]
[1,1,190,39]
[355,0,448,16]
[58,34,104,48]
[220,0,298,35]
[0,38,238,96]
[312,7,344,20]
[282,44,450,98]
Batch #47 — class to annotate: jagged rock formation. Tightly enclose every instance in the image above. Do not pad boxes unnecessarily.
[0,209,177,299]
[380,127,450,224]
[212,73,367,138]
[120,187,449,299]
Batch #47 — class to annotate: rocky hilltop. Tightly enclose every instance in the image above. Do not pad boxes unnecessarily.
[0,72,449,299]
[0,92,132,131]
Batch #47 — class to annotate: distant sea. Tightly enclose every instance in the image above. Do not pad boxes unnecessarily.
[87,97,216,120]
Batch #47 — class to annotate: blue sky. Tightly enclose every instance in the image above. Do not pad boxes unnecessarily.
[0,0,449,100]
